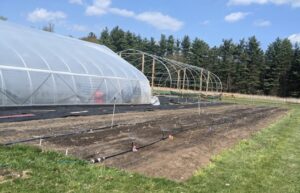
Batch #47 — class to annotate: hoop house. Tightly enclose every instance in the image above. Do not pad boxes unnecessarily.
[119,49,222,95]
[0,21,151,106]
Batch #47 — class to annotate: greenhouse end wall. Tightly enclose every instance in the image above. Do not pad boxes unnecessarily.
[0,21,152,106]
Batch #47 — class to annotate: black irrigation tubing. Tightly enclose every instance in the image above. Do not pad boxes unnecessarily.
[90,110,269,163]
[90,121,221,163]
[1,105,223,146]
[8,106,260,147]
[3,106,272,160]
[90,135,171,163]
[111,110,278,167]
[2,124,126,146]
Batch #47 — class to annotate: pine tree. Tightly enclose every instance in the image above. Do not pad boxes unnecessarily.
[110,26,126,52]
[134,35,144,51]
[124,31,136,49]
[233,39,248,93]
[278,39,293,96]
[287,44,300,97]
[263,38,293,96]
[166,35,175,56]
[181,35,191,62]
[218,39,236,92]
[99,27,112,48]
[190,38,209,68]
[146,37,159,55]
[159,34,167,56]
[208,46,221,73]
[245,36,264,94]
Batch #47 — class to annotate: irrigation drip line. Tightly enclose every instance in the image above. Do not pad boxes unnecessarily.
[89,108,271,163]
[109,108,280,168]
[3,105,274,166]
[105,136,169,160]
[90,121,218,163]
[89,124,213,163]
[0,103,218,146]
[90,135,170,163]
[2,124,125,146]
[2,106,268,146]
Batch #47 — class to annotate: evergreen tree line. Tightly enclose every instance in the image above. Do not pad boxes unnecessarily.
[82,27,300,97]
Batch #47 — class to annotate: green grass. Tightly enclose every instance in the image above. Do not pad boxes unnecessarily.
[1,98,300,193]
[0,146,182,193]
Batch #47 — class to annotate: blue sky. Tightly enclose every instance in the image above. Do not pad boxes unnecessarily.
[1,0,300,49]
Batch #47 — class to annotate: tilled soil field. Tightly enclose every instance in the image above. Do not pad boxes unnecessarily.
[0,104,287,181]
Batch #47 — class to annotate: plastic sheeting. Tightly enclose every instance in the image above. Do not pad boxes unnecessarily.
[0,21,151,106]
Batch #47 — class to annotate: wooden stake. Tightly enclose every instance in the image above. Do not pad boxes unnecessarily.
[182,68,186,90]
[206,71,210,93]
[177,70,181,89]
[151,58,156,89]
[200,69,203,92]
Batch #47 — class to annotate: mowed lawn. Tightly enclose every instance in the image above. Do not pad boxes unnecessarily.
[1,100,300,193]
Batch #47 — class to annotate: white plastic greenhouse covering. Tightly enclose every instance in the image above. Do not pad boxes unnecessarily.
[0,21,151,106]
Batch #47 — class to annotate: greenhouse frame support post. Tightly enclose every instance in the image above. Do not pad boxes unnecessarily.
[141,53,145,73]
[151,58,156,89]
[206,71,210,93]
[200,69,203,93]
[182,68,187,90]
[177,70,181,90]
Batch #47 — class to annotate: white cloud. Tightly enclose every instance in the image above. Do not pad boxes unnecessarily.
[254,20,271,27]
[224,12,250,22]
[228,0,300,7]
[84,0,183,31]
[69,0,83,5]
[86,0,111,16]
[288,33,300,44]
[27,8,67,22]
[109,8,135,17]
[135,12,183,31]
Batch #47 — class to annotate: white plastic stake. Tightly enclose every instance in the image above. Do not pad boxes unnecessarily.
[65,148,69,156]
[39,139,43,146]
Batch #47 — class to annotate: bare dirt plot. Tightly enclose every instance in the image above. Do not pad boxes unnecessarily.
[0,104,229,144]
[0,104,287,181]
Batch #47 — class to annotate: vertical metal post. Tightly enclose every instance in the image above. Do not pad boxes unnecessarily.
[151,58,155,89]
[177,70,181,90]
[200,69,203,92]
[206,71,210,93]
[141,54,145,73]
[182,68,186,90]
